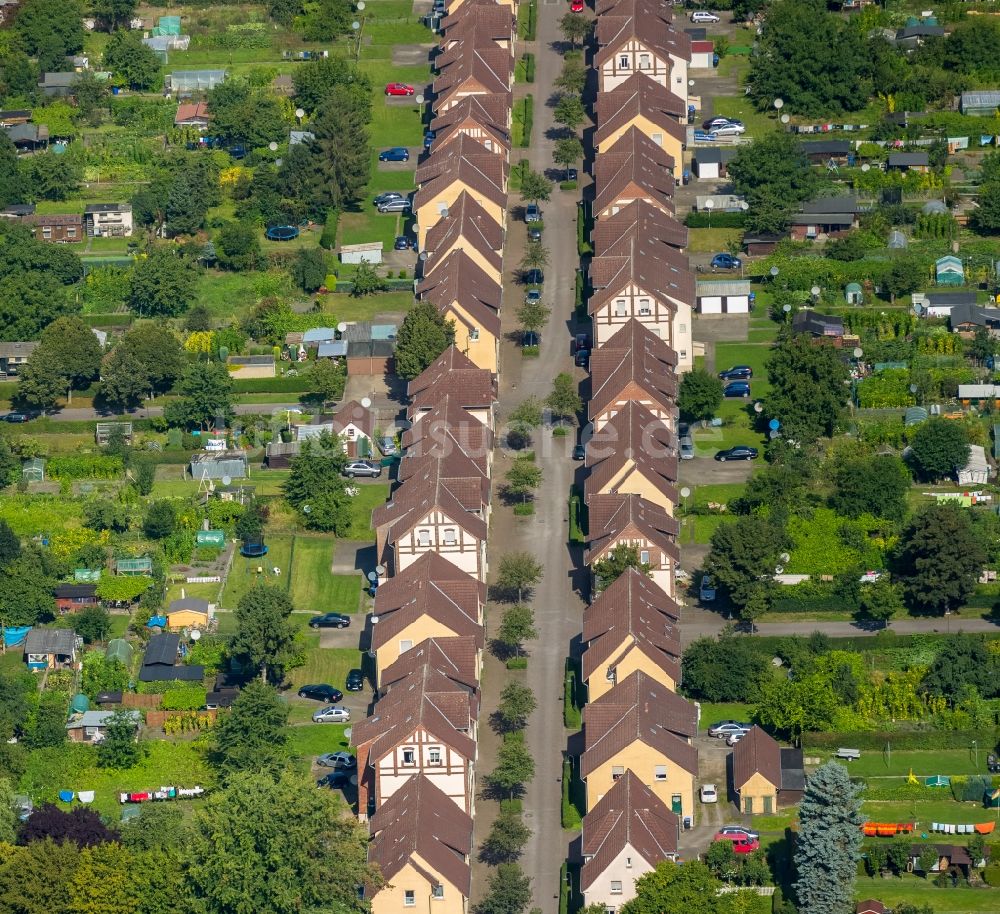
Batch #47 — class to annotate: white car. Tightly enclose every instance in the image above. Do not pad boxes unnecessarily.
[727,731,746,746]
[312,706,351,723]
[711,123,747,137]
[691,11,720,23]
[700,784,719,803]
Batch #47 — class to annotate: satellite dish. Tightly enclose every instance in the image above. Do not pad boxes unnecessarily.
[376,564,386,576]
[190,629,202,642]
[415,94,425,105]
[337,322,347,332]
[295,107,305,119]
[754,401,763,413]
[861,163,870,172]
[779,552,790,564]
[775,565,785,575]
[268,141,278,152]
[222,475,232,486]
[367,571,378,582]
[357,1,365,8]
[344,728,352,741]
[811,285,820,296]
[351,20,360,29]
[441,206,449,218]
[679,487,691,498]
[361,397,372,408]
[780,114,790,124]
[773,98,784,110]
[853,347,864,359]
[419,251,428,261]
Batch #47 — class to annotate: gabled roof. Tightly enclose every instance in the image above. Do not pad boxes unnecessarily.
[422,191,505,275]
[595,73,686,146]
[588,238,694,315]
[432,113,511,158]
[175,102,210,123]
[375,552,486,608]
[369,774,473,895]
[441,1,514,47]
[592,198,687,254]
[581,770,678,890]
[589,320,678,420]
[416,250,502,338]
[414,135,508,213]
[378,636,481,694]
[54,584,97,600]
[581,670,698,777]
[582,568,681,683]
[380,661,480,722]
[585,493,680,565]
[408,345,496,415]
[887,152,929,167]
[594,127,676,215]
[800,195,860,215]
[732,725,781,791]
[330,400,377,440]
[168,597,210,614]
[401,397,493,477]
[394,453,490,514]
[142,633,180,667]
[595,0,677,25]
[595,3,692,66]
[23,628,76,656]
[430,94,511,135]
[432,45,513,97]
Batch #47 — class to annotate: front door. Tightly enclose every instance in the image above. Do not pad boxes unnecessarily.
[671,795,682,815]
[763,795,774,814]
[744,796,754,815]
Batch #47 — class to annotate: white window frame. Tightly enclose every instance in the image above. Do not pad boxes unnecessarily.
[654,765,667,781]
[610,882,623,895]
[619,54,629,69]
[402,748,416,765]
[432,885,444,899]
[399,639,413,653]
[428,746,443,765]
[640,550,650,565]
[404,891,416,907]
[417,529,432,547]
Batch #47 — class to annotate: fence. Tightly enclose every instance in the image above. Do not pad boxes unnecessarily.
[121,693,162,709]
[146,708,219,728]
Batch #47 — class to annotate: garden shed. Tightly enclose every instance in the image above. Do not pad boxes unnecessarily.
[105,639,133,666]
[115,556,152,576]
[960,91,1000,117]
[21,458,44,482]
[695,279,751,314]
[845,282,863,305]
[957,445,990,485]
[339,242,383,265]
[189,452,248,481]
[95,422,133,445]
[168,70,226,93]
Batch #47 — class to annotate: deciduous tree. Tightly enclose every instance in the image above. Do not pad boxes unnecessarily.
[496,605,537,659]
[231,584,298,684]
[487,742,536,800]
[128,248,197,317]
[480,809,531,864]
[681,634,770,702]
[504,457,542,505]
[908,418,970,482]
[706,515,789,615]
[765,335,849,444]
[519,169,552,204]
[493,682,537,733]
[831,453,910,521]
[593,544,652,590]
[559,12,593,49]
[678,368,723,422]
[208,80,287,150]
[96,709,144,770]
[553,94,586,132]
[547,372,582,424]
[283,432,352,533]
[495,552,543,602]
[20,804,117,847]
[103,29,159,89]
[728,132,818,232]
[163,361,234,430]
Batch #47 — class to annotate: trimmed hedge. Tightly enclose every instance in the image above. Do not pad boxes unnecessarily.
[771,594,854,614]
[319,208,340,250]
[576,202,592,256]
[513,95,533,148]
[803,729,998,751]
[684,211,747,228]
[231,376,312,394]
[82,313,133,328]
[329,278,413,293]
[516,53,535,83]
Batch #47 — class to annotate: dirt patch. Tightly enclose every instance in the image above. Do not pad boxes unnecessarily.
[392,44,435,67]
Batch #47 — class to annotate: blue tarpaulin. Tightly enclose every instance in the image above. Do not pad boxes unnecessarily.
[3,626,30,647]
[147,615,167,629]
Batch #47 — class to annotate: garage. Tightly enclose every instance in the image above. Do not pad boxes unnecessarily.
[696,279,751,315]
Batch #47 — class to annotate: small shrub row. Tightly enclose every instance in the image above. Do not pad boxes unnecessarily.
[684,211,747,228]
[231,376,313,394]
[518,0,537,40]
[319,208,340,250]
[560,180,578,191]
[803,728,999,751]
[576,203,592,256]
[561,757,582,828]
[516,53,535,83]
[513,95,534,148]
[507,656,528,669]
[513,503,534,516]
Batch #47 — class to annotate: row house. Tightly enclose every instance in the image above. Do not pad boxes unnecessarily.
[407,345,498,429]
[432,46,513,114]
[593,127,675,221]
[447,0,515,13]
[593,198,687,254]
[377,633,482,699]
[423,191,505,282]
[402,396,493,478]
[440,1,515,49]
[429,95,512,153]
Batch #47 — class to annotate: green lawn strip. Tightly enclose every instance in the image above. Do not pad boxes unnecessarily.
[339,209,402,250]
[697,702,753,730]
[18,742,214,821]
[684,513,735,544]
[711,97,780,137]
[366,158,417,194]
[325,290,415,322]
[345,482,391,539]
[686,227,743,253]
[287,647,364,692]
[194,271,274,320]
[287,537,363,612]
[151,469,291,499]
[826,748,986,779]
[861,798,996,829]
[285,721,353,760]
[107,614,131,638]
[369,98,425,148]
[713,342,773,397]
[165,582,221,605]
[855,875,1000,913]
[220,533,294,608]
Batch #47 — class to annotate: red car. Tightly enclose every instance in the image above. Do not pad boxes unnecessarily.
[571,0,584,10]
[712,833,760,854]
[385,83,415,96]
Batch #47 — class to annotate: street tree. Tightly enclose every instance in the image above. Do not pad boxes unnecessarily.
[520,169,552,204]
[559,12,593,49]
[678,369,723,422]
[493,682,537,734]
[96,709,144,770]
[765,335,849,444]
[553,136,583,173]
[487,741,536,800]
[394,301,456,380]
[593,544,651,590]
[555,54,587,94]
[908,418,970,482]
[508,396,544,449]
[894,502,986,615]
[480,809,531,864]
[553,93,586,132]
[519,240,549,272]
[283,432,352,533]
[187,770,378,914]
[547,372,582,424]
[496,605,537,659]
[831,453,910,522]
[858,578,903,629]
[516,299,549,336]
[210,681,289,776]
[129,248,197,317]
[496,552,543,602]
[230,584,298,683]
[163,361,234,430]
[14,357,64,412]
[706,515,789,615]
[793,761,864,914]
[504,457,542,506]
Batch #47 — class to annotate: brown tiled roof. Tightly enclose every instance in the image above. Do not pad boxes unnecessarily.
[416,251,502,339]
[592,198,687,255]
[423,192,504,276]
[375,552,486,607]
[441,2,514,46]
[585,493,680,565]
[589,321,679,421]
[580,770,678,890]
[432,116,511,159]
[379,662,480,725]
[395,453,490,514]
[24,213,82,226]
[595,1,692,65]
[433,86,513,118]
[856,902,885,914]
[581,564,680,676]
[584,410,677,508]
[175,101,210,124]
[369,774,473,895]
[581,670,698,777]
[595,73,686,146]
[732,725,782,791]
[430,94,511,135]
[378,636,481,694]
[588,240,694,316]
[594,127,676,216]
[402,397,493,476]
[432,45,513,97]
[414,135,508,213]
[329,400,377,440]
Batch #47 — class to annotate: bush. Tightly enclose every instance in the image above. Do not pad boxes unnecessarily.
[984,864,1000,887]
[564,666,581,729]
[559,180,578,191]
[516,53,535,83]
[521,345,539,358]
[513,95,533,148]
[161,687,208,711]
[802,729,996,751]
[507,657,528,669]
[577,203,592,256]
[684,211,747,228]
[230,376,312,394]
[513,503,534,516]
[561,757,581,828]
[319,209,339,250]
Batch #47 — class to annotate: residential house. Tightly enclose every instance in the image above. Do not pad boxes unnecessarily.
[585,493,680,598]
[695,279,752,315]
[429,94,512,142]
[589,320,678,432]
[584,401,678,514]
[327,400,378,457]
[855,902,885,914]
[439,1,514,49]
[413,135,507,249]
[915,290,977,317]
[960,91,1000,117]
[594,0,692,102]
[593,127,676,220]
[886,151,929,172]
[581,569,681,700]
[372,459,488,580]
[790,195,861,240]
[166,597,211,631]
[421,190,505,282]
[84,203,133,237]
[23,213,83,242]
[367,775,474,914]
[432,45,513,112]
[445,0,515,15]
[407,345,497,426]
[950,304,1000,334]
[370,552,484,684]
[23,628,77,670]
[139,633,205,682]
[401,396,493,478]
[377,634,481,698]
[581,771,679,913]
[691,146,737,180]
[742,233,784,256]
[894,24,945,49]
[792,309,845,339]
[352,668,478,817]
[594,73,687,180]
[581,669,698,817]
[54,583,98,614]
[66,709,140,744]
[592,199,687,257]
[800,140,853,166]
[416,253,502,373]
[396,449,491,520]
[730,726,806,814]
[0,341,37,377]
[935,255,964,286]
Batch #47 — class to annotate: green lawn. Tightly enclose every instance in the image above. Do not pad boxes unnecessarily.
[713,342,773,397]
[861,797,998,829]
[339,208,404,250]
[687,227,744,253]
[165,582,221,605]
[287,646,364,693]
[682,512,736,545]
[154,470,294,499]
[711,96,780,138]
[856,875,1000,913]
[194,271,286,321]
[286,721,353,760]
[287,537,366,613]
[369,98,425,149]
[345,482,390,539]
[698,702,753,732]
[827,748,987,779]
[220,534,294,609]
[325,290,415,322]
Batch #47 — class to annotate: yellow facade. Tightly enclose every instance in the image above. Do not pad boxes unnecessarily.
[426,242,502,285]
[585,745,695,820]
[167,610,209,630]
[416,189,505,250]
[442,301,499,374]
[736,771,778,816]
[597,115,684,181]
[591,464,675,515]
[371,860,467,914]
[374,617,470,686]
[585,643,677,702]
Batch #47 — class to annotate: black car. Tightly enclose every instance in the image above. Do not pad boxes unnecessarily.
[564,167,578,182]
[346,668,365,691]
[527,226,542,243]
[3,413,29,423]
[521,330,539,347]
[718,365,753,381]
[309,612,351,629]
[715,446,759,462]
[574,349,590,368]
[574,332,591,352]
[298,684,344,702]
[572,443,586,461]
[317,769,355,790]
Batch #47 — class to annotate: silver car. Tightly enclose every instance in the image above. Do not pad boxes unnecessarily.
[313,706,351,723]
[317,751,357,770]
[679,435,694,460]
[378,198,412,213]
[343,460,382,478]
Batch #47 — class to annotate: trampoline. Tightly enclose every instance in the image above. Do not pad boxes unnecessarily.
[241,540,269,558]
[266,225,299,241]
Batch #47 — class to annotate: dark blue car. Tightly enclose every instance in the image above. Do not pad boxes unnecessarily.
[378,146,410,162]
[724,381,751,398]
[711,253,742,270]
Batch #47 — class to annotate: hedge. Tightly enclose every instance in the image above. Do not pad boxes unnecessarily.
[803,729,998,751]
[230,376,312,394]
[684,211,747,228]
[329,278,412,293]
[576,203,592,256]
[516,53,535,83]
[319,208,340,250]
[771,594,855,614]
[513,95,533,148]
[561,757,581,828]
[82,314,133,328]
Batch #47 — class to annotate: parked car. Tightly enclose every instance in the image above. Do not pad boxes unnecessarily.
[384,83,415,96]
[724,381,751,398]
[727,731,747,746]
[574,332,591,352]
[313,705,351,723]
[377,436,398,456]
[374,191,404,206]
[521,331,540,348]
[715,446,758,462]
[524,289,542,305]
[702,117,733,131]
[718,365,752,381]
[719,825,760,842]
[707,720,753,739]
[713,833,760,853]
[317,751,357,770]
[527,226,542,242]
[700,784,719,803]
[989,753,1000,773]
[711,253,743,271]
[572,443,586,461]
[523,268,544,286]
[564,167,578,181]
[574,349,590,368]
[378,146,410,162]
[711,123,747,137]
[691,10,720,23]
[317,769,355,789]
[679,436,694,460]
[343,460,382,478]
[3,413,28,423]
[393,235,410,251]
[432,0,446,11]
[378,198,412,213]
[298,684,344,702]
[525,203,541,223]
[678,421,690,438]
[423,129,435,150]
[309,612,351,629]
[346,668,365,692]
[571,0,584,10]
[699,575,716,601]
